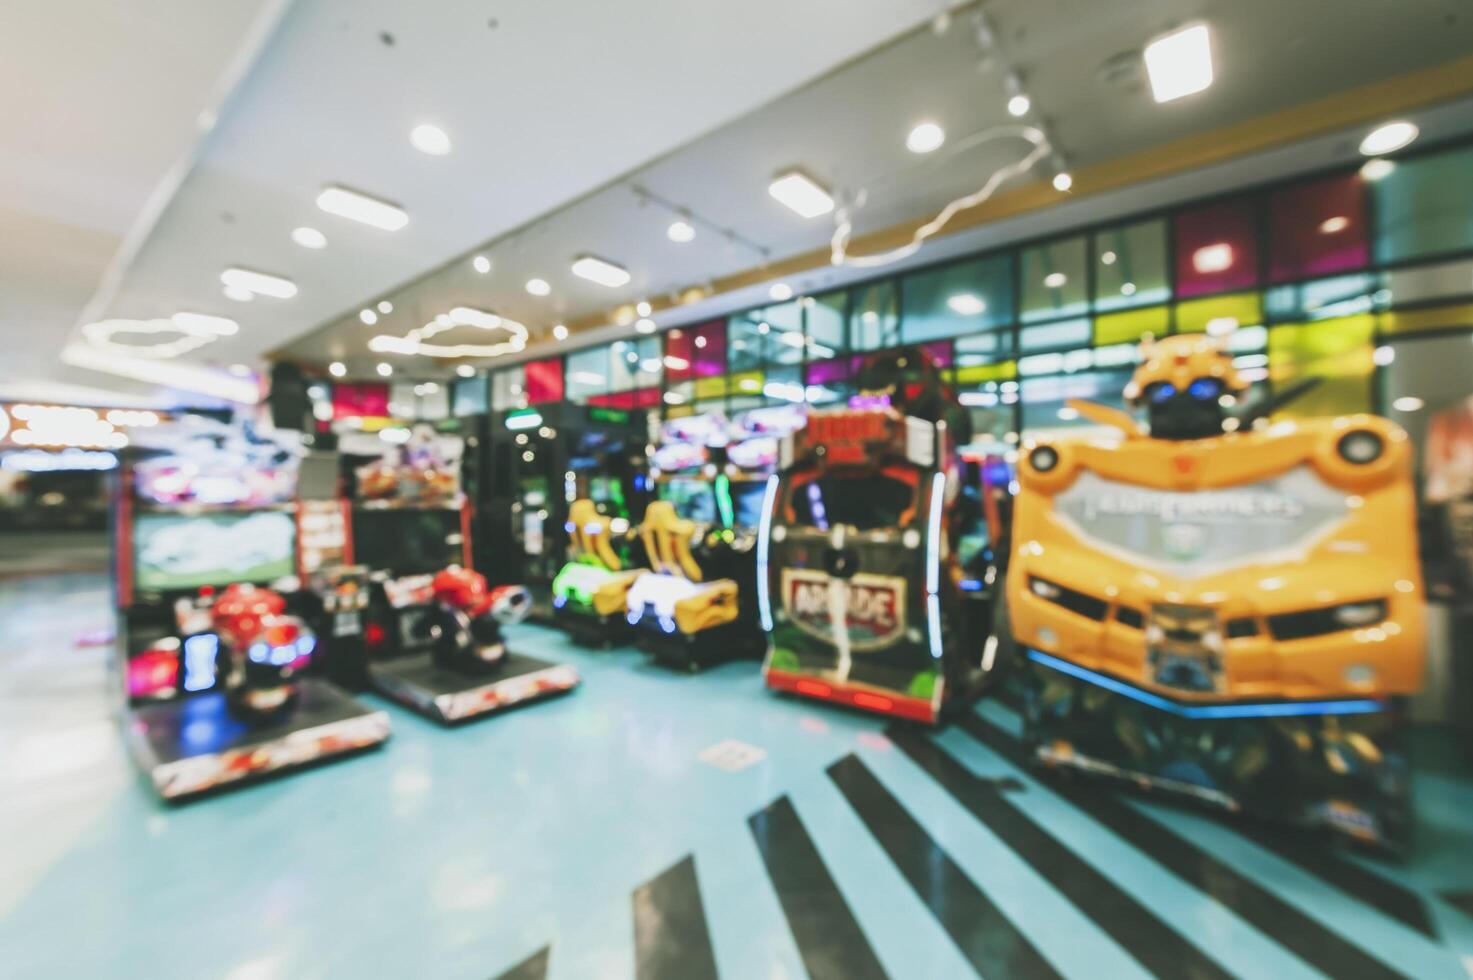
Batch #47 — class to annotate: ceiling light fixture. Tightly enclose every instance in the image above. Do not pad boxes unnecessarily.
[947,294,987,316]
[667,220,696,243]
[457,364,476,378]
[1360,158,1396,181]
[769,283,794,302]
[81,315,232,360]
[171,312,238,335]
[473,255,491,274]
[223,285,254,302]
[570,255,631,288]
[316,186,409,231]
[525,278,551,297]
[376,363,393,377]
[1006,94,1031,117]
[329,362,347,378]
[1359,121,1418,157]
[1143,24,1214,103]
[906,121,946,154]
[378,300,393,314]
[636,300,652,317]
[360,309,378,325]
[369,307,528,358]
[552,324,569,341]
[292,227,327,249]
[635,318,657,334]
[410,124,452,156]
[221,267,297,299]
[768,170,835,218]
[1100,250,1117,265]
[1052,172,1073,192]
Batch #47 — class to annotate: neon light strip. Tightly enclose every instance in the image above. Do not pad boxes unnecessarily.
[1025,650,1385,719]
[925,471,945,595]
[715,474,735,530]
[927,594,943,660]
[756,474,779,631]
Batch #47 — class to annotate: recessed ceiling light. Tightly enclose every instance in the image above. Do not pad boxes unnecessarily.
[223,284,254,302]
[570,255,631,288]
[456,364,476,378]
[768,170,834,218]
[473,255,491,274]
[1043,272,1068,289]
[1006,94,1031,117]
[376,362,393,377]
[1100,250,1117,265]
[1052,172,1073,192]
[292,226,327,249]
[316,186,408,231]
[906,121,946,154]
[329,362,347,378]
[769,283,794,301]
[1360,158,1396,181]
[410,124,452,155]
[1144,24,1214,103]
[667,220,696,243]
[636,300,652,317]
[552,324,569,341]
[171,312,238,335]
[1192,242,1235,274]
[1359,121,1418,156]
[947,293,987,316]
[525,278,551,296]
[1319,215,1350,235]
[1393,396,1424,412]
[377,300,393,314]
[221,267,297,299]
[359,308,378,325]
[635,318,657,334]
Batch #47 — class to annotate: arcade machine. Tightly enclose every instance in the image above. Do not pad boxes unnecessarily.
[347,428,579,723]
[550,498,644,645]
[482,402,650,618]
[116,424,389,800]
[1006,334,1426,848]
[759,348,1001,721]
[619,408,804,670]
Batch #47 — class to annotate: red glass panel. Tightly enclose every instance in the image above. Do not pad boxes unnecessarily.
[664,320,724,382]
[1266,174,1370,282]
[1174,198,1260,297]
[332,383,389,419]
[523,358,564,404]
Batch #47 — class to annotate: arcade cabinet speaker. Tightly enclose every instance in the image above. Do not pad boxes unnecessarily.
[269,363,312,431]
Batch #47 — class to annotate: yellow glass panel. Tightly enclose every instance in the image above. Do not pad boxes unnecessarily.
[729,371,764,396]
[1175,292,1263,334]
[1094,306,1168,346]
[1379,303,1473,335]
[954,360,1018,385]
[693,376,730,399]
[664,404,694,419]
[1268,314,1375,419]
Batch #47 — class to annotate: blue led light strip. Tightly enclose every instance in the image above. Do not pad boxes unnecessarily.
[756,474,779,631]
[1024,649,1385,719]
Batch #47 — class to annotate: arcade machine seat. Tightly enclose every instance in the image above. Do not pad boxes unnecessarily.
[551,498,645,644]
[624,500,752,670]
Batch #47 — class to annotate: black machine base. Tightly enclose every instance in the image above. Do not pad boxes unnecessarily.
[553,607,631,648]
[371,651,580,724]
[126,679,391,800]
[635,619,761,672]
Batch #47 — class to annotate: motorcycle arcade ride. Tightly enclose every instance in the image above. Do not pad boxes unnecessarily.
[761,349,998,724]
[117,431,387,800]
[1007,334,1426,849]
[349,439,578,724]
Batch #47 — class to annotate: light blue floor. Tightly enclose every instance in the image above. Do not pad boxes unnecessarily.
[2,569,1472,979]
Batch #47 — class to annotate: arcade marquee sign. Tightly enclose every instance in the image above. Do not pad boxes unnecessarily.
[782,568,908,650]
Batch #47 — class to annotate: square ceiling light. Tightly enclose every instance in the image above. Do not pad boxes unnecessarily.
[1143,24,1213,103]
[768,170,834,218]
[316,186,409,231]
[571,255,632,288]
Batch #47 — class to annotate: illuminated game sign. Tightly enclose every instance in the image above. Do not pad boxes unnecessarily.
[802,410,895,464]
[782,568,906,651]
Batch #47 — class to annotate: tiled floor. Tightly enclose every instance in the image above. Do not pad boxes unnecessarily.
[2,566,1472,979]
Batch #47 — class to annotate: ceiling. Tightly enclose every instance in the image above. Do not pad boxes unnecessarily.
[5,0,949,403]
[9,1,1473,404]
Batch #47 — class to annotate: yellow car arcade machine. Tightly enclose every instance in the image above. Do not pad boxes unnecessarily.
[1006,333,1425,847]
[550,498,645,645]
[760,347,1003,723]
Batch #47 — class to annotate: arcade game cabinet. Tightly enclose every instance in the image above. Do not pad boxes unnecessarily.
[116,425,389,799]
[348,429,579,723]
[482,403,649,618]
[760,348,1000,722]
[1006,334,1426,848]
[550,498,644,645]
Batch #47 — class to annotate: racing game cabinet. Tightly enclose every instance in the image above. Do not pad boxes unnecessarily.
[551,498,644,645]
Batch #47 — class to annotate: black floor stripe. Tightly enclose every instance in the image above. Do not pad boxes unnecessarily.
[1236,825,1437,938]
[1442,890,1473,920]
[827,754,1062,980]
[631,855,719,980]
[887,726,1233,980]
[749,796,889,980]
[958,713,1411,980]
[490,946,549,980]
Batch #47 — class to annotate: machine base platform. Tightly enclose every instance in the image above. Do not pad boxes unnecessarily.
[126,679,390,801]
[371,651,579,723]
[553,606,630,648]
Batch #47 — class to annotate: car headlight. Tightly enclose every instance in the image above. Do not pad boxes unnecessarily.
[1337,430,1383,464]
[1030,577,1061,600]
[1029,445,1059,473]
[1333,600,1387,627]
